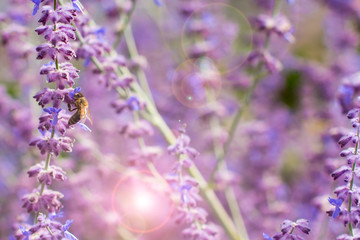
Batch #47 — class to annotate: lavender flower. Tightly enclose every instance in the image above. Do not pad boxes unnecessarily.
[13,0,84,238]
[265,219,310,240]
[252,14,295,43]
[62,220,78,240]
[327,105,360,236]
[31,0,41,16]
[167,128,218,239]
[27,162,67,185]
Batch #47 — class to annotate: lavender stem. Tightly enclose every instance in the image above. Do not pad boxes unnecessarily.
[348,118,359,236]
[35,127,55,224]
[113,0,137,49]
[124,24,155,104]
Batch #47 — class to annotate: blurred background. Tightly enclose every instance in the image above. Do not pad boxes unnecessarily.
[1,0,360,239]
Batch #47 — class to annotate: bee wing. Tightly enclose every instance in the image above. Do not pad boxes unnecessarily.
[84,106,93,125]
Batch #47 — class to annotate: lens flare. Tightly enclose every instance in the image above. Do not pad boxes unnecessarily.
[111,170,174,233]
[171,58,222,108]
[133,189,155,212]
[180,2,253,74]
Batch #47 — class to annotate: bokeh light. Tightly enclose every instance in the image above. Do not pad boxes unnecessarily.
[111,170,174,233]
[180,2,253,74]
[172,58,222,108]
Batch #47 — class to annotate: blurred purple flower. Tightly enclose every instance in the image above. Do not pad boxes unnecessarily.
[119,120,154,138]
[263,233,273,240]
[182,223,217,240]
[252,14,295,43]
[127,146,162,166]
[126,96,140,111]
[19,226,30,240]
[338,85,354,113]
[71,0,84,13]
[94,27,106,41]
[247,49,283,73]
[154,0,163,6]
[49,211,64,220]
[111,96,146,114]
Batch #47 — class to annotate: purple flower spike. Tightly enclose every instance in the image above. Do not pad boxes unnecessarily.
[329,197,343,218]
[21,0,84,238]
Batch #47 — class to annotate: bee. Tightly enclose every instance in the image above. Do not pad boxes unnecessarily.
[68,92,93,126]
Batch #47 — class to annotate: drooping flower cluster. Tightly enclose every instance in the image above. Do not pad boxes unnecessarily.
[0,0,33,79]
[248,3,295,74]
[263,219,310,240]
[327,106,360,237]
[166,126,218,240]
[12,1,85,239]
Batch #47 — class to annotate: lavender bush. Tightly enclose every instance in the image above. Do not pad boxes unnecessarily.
[2,0,360,239]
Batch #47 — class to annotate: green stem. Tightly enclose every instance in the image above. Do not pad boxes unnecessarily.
[211,70,266,178]
[273,0,282,16]
[132,108,168,189]
[35,0,59,224]
[35,128,55,224]
[124,25,155,104]
[205,85,249,240]
[210,14,273,178]
[55,58,59,70]
[348,120,359,236]
[289,225,295,234]
[113,0,137,49]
